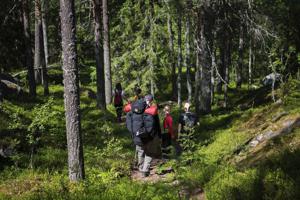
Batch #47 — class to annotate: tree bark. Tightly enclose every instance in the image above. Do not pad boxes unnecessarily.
[194,44,200,114]
[34,0,42,84]
[211,43,216,105]
[236,24,244,89]
[197,3,212,114]
[167,15,176,100]
[222,1,231,108]
[177,9,182,107]
[34,0,48,95]
[248,36,253,88]
[41,0,49,68]
[22,0,36,97]
[102,0,112,104]
[59,0,85,181]
[185,0,192,102]
[93,0,106,110]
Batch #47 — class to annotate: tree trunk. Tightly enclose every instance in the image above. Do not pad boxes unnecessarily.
[197,4,212,114]
[93,0,106,110]
[41,0,49,68]
[102,0,112,104]
[248,36,253,88]
[34,0,42,84]
[34,0,48,95]
[194,44,200,114]
[177,9,182,107]
[59,0,85,181]
[223,36,231,108]
[236,25,244,89]
[22,0,36,97]
[211,44,216,105]
[185,0,192,102]
[167,15,176,100]
[222,1,231,108]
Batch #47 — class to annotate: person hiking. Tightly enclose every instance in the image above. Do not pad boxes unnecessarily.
[162,105,181,158]
[133,85,142,101]
[161,105,174,159]
[125,94,161,177]
[113,83,125,123]
[178,102,198,150]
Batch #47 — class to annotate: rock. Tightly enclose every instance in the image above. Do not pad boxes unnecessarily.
[272,111,288,122]
[0,146,14,158]
[249,116,300,148]
[0,73,20,85]
[262,72,282,86]
[0,79,23,98]
[274,99,283,105]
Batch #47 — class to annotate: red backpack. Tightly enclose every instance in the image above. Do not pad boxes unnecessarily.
[114,90,123,106]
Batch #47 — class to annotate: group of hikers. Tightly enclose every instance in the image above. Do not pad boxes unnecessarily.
[112,83,198,177]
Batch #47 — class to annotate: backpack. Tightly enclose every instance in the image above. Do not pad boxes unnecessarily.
[126,99,155,139]
[114,90,123,106]
[183,112,198,128]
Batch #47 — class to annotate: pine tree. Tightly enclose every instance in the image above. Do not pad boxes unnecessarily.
[93,0,106,110]
[102,0,112,104]
[22,0,36,97]
[60,0,85,181]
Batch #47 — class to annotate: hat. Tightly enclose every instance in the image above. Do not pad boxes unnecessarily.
[144,94,153,102]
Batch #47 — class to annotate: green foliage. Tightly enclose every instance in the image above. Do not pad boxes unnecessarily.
[205,167,260,200]
[27,97,58,145]
[263,169,297,200]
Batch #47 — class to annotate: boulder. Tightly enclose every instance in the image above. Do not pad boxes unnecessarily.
[262,72,282,86]
[0,73,20,85]
[249,116,300,148]
[0,79,23,98]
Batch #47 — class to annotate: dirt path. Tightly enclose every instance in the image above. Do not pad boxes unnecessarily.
[130,159,205,199]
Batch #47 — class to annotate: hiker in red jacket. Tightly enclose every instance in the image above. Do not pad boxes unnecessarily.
[162,105,181,158]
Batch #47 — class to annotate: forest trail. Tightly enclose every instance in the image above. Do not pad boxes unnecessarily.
[130,159,171,183]
[130,158,205,200]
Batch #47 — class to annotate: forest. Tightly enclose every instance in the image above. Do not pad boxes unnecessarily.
[0,0,300,199]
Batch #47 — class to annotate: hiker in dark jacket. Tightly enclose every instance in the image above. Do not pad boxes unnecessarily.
[178,102,198,150]
[113,83,125,123]
[125,94,161,177]
[133,85,142,101]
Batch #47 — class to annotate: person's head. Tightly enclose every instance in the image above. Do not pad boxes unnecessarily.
[184,102,191,112]
[134,86,142,96]
[144,94,153,106]
[116,83,122,91]
[163,105,170,115]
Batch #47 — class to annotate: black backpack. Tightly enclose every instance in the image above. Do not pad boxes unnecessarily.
[126,99,155,139]
[183,112,198,128]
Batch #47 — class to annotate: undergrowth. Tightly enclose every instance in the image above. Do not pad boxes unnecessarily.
[0,71,300,199]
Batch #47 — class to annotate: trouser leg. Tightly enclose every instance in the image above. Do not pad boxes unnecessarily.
[172,139,182,156]
[142,153,152,173]
[116,107,122,122]
[136,145,144,171]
